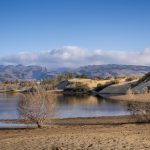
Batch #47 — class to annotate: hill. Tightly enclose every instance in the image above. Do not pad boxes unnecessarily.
[0,64,150,81]
[132,72,150,93]
[72,64,150,77]
[0,65,47,81]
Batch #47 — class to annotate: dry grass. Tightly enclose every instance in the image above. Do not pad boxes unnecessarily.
[127,102,150,122]
[68,78,126,89]
[126,89,150,122]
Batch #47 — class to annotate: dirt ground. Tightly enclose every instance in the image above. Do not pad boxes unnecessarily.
[0,122,150,150]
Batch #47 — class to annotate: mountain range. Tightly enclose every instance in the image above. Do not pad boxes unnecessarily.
[0,65,47,81]
[0,64,150,81]
[73,64,150,77]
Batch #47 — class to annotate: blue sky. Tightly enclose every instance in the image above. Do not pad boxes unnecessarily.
[0,0,150,67]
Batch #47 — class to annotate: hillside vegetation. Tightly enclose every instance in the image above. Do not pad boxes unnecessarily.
[132,72,150,93]
[73,64,150,77]
[0,64,150,81]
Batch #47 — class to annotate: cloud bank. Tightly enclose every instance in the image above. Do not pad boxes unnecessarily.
[1,46,150,69]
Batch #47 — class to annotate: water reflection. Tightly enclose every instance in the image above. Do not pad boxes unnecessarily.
[0,122,36,128]
[56,95,100,106]
[0,93,130,119]
[55,94,129,118]
[0,93,20,119]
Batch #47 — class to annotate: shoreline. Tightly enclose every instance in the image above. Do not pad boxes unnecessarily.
[0,99,150,149]
[0,115,142,128]
[99,93,150,103]
[0,122,150,149]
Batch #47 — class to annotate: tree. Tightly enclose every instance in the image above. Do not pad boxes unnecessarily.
[18,86,56,128]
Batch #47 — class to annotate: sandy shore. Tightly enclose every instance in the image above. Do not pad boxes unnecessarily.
[0,115,141,126]
[0,116,150,150]
[0,123,150,150]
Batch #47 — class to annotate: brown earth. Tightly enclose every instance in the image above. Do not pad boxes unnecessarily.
[0,116,150,150]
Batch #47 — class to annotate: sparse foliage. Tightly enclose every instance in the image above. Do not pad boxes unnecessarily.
[127,102,150,122]
[126,88,135,101]
[41,73,74,90]
[94,80,120,92]
[127,89,150,122]
[64,82,90,95]
[125,76,139,82]
[18,86,56,128]
[132,72,150,88]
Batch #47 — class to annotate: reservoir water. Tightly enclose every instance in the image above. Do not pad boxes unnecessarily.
[0,93,129,120]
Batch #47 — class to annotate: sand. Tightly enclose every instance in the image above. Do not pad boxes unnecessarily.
[0,116,150,150]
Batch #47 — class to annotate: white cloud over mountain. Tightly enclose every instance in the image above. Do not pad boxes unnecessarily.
[0,46,150,69]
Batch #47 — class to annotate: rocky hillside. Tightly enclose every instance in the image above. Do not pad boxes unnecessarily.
[98,73,150,95]
[0,65,48,81]
[73,64,150,77]
[0,64,150,82]
[132,73,150,93]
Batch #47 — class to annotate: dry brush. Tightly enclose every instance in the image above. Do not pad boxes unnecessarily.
[18,86,56,128]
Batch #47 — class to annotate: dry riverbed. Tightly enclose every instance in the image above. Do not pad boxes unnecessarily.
[0,116,150,150]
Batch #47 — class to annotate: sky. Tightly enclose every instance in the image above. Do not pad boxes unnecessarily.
[0,0,150,68]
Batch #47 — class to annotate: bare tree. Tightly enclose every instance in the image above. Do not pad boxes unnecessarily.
[18,86,56,128]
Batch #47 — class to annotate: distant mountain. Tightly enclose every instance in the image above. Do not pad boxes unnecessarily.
[0,65,48,81]
[72,64,150,77]
[0,64,150,81]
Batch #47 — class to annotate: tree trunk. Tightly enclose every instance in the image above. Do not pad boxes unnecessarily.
[37,121,42,128]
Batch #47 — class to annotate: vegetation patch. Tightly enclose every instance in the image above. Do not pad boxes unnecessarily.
[131,72,150,88]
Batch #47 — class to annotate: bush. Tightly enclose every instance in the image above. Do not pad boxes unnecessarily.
[126,90,150,123]
[125,76,139,82]
[112,79,120,84]
[132,73,150,88]
[19,86,56,128]
[64,82,90,95]
[41,73,74,90]
[95,81,113,92]
[127,102,150,123]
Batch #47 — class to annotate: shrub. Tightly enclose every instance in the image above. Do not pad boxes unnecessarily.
[132,73,150,88]
[125,76,139,82]
[112,79,120,84]
[127,102,150,122]
[64,82,90,95]
[94,80,118,92]
[18,86,56,128]
[126,89,150,123]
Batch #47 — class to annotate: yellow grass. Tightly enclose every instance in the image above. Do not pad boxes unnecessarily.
[68,78,126,89]
[68,78,109,89]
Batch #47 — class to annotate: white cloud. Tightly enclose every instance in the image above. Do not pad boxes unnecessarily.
[0,46,150,69]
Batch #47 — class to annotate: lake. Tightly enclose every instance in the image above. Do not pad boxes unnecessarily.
[0,93,129,120]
